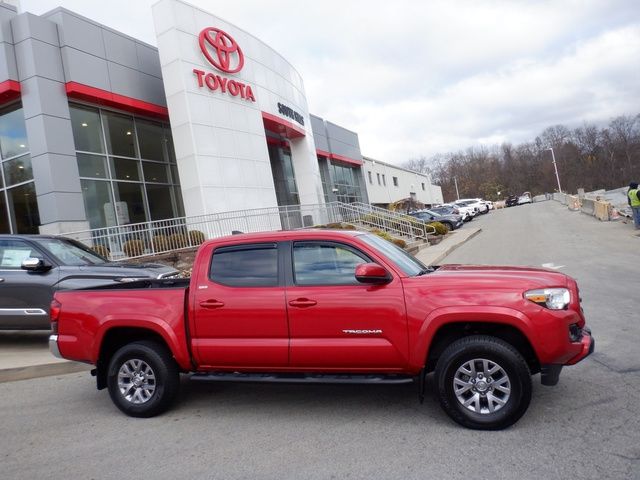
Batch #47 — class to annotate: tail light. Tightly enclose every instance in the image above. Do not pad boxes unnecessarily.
[50,299,61,334]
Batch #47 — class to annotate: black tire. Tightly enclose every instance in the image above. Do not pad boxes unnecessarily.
[107,340,180,418]
[442,222,453,232]
[434,335,531,430]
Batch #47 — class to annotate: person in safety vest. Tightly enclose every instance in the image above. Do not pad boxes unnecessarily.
[628,182,640,229]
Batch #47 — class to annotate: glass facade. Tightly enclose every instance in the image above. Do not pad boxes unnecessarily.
[268,141,299,206]
[70,104,183,229]
[328,161,363,204]
[318,155,365,204]
[0,104,39,233]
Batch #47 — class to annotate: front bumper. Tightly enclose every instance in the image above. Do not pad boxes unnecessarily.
[540,328,595,386]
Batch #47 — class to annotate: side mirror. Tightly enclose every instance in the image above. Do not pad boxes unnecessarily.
[21,258,51,272]
[355,263,391,285]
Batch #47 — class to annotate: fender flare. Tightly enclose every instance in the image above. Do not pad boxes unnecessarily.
[410,306,540,367]
[92,315,192,371]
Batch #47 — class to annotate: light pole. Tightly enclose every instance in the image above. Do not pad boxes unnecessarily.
[454,177,460,200]
[547,147,562,193]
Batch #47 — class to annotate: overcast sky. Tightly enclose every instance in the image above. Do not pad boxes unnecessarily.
[20,0,640,164]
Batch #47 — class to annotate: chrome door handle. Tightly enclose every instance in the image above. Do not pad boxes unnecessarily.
[0,278,4,283]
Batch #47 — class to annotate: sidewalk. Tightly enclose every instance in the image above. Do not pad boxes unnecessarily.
[0,331,90,383]
[415,227,482,265]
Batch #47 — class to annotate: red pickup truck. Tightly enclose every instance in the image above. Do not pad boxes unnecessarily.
[50,230,594,430]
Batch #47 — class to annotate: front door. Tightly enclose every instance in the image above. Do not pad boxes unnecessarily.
[286,241,409,370]
[191,242,289,369]
[0,239,58,329]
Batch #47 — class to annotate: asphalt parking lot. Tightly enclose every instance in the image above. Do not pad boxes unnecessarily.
[1,201,638,480]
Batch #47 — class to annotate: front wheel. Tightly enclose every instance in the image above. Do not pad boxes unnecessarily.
[434,335,531,430]
[107,340,180,418]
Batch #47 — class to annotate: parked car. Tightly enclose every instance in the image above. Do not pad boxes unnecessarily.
[440,203,475,221]
[408,209,464,231]
[0,235,179,330]
[458,198,490,214]
[505,195,519,207]
[51,229,594,429]
[518,192,532,205]
[454,199,484,216]
[430,205,467,220]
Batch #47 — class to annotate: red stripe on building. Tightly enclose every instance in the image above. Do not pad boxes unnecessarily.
[316,149,364,167]
[261,111,305,139]
[0,80,21,104]
[65,82,169,120]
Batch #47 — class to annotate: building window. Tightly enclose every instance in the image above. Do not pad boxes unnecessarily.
[329,162,364,204]
[376,173,381,185]
[70,104,181,229]
[0,104,38,233]
[368,171,372,184]
[393,176,398,187]
[382,174,386,186]
[422,182,425,191]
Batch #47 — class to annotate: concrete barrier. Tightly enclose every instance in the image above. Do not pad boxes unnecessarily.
[568,195,581,211]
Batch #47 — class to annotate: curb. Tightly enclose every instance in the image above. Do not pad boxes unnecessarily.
[0,361,91,384]
[427,228,482,265]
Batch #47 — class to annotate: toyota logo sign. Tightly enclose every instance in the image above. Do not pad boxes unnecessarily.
[198,27,244,74]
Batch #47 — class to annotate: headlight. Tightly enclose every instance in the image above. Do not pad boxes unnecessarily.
[524,288,570,310]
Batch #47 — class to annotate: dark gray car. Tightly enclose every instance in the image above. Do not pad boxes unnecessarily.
[408,209,464,231]
[0,235,178,330]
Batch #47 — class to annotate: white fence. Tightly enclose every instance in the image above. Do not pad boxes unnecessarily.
[63,202,434,260]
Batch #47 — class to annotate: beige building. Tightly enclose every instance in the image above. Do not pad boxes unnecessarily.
[362,156,443,207]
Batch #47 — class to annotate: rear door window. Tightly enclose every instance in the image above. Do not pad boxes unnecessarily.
[209,244,278,287]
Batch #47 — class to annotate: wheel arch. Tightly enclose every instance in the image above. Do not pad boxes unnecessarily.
[95,326,186,390]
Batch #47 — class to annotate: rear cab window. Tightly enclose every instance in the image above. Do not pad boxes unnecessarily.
[209,243,279,287]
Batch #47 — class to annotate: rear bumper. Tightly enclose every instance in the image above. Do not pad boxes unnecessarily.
[49,334,62,359]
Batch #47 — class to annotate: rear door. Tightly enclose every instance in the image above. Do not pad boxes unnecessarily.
[191,242,289,368]
[0,239,58,329]
[285,241,409,370]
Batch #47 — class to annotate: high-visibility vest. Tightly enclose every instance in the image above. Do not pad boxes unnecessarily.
[629,189,640,207]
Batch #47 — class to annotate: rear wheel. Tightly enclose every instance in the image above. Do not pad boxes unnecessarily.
[441,222,453,232]
[107,341,179,418]
[434,335,531,430]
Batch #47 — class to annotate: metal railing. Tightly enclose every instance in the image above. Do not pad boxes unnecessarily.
[61,201,432,260]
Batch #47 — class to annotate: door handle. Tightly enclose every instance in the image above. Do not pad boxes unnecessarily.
[288,298,317,308]
[0,278,4,283]
[199,299,225,309]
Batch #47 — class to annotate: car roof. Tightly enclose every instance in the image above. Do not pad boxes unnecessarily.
[0,234,61,240]
[204,229,366,246]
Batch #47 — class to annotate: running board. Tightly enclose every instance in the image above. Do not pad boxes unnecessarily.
[190,372,415,385]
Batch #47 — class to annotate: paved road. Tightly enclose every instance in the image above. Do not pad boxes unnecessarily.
[1,201,639,480]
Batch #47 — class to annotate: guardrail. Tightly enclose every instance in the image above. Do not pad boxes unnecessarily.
[61,201,433,260]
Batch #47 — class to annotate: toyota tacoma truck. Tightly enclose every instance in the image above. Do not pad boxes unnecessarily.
[50,230,594,430]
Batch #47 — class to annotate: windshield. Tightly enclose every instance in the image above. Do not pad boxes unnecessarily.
[37,238,107,266]
[423,209,441,217]
[360,234,429,276]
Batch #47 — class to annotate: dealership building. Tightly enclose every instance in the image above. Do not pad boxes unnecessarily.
[0,0,441,235]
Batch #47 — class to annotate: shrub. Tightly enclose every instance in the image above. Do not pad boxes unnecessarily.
[188,230,206,246]
[326,222,344,229]
[168,233,188,248]
[123,239,144,258]
[392,238,407,249]
[152,235,170,252]
[427,221,449,236]
[342,223,357,230]
[91,244,110,259]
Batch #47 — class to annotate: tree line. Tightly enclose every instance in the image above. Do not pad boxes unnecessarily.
[403,114,640,202]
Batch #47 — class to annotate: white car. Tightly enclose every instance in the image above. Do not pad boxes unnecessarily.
[441,203,475,221]
[517,193,532,205]
[455,198,488,215]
